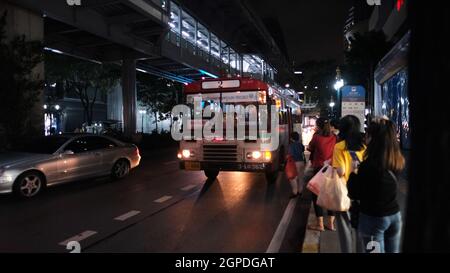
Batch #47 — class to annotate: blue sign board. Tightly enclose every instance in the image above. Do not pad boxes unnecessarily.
[341,86,366,132]
[341,86,366,102]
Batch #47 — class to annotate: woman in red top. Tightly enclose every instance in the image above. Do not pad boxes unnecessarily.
[307,118,337,231]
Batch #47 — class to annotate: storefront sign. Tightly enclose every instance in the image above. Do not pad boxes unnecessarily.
[341,86,366,132]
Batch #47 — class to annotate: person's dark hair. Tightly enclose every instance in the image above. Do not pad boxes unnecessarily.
[330,119,340,130]
[316,117,331,137]
[291,132,300,142]
[338,115,364,151]
[364,119,405,172]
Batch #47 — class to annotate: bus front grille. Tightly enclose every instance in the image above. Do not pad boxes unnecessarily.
[203,145,238,162]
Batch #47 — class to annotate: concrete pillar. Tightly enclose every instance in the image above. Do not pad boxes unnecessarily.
[0,2,44,136]
[121,58,137,137]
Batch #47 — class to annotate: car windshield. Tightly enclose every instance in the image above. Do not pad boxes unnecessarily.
[14,136,70,154]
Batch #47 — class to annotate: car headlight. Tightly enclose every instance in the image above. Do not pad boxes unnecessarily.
[0,168,13,183]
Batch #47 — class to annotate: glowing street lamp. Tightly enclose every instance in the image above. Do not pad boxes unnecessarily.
[334,79,344,91]
[334,67,344,118]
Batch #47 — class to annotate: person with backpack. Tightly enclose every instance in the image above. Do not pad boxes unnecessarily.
[307,117,337,231]
[348,118,405,253]
[332,115,366,253]
[287,132,306,198]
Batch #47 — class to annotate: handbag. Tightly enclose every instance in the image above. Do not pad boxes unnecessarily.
[285,155,298,180]
[317,168,351,212]
[306,163,332,195]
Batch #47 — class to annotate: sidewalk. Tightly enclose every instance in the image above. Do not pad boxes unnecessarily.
[301,174,409,253]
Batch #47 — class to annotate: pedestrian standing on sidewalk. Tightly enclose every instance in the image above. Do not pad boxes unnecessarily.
[287,132,306,198]
[332,115,366,253]
[348,118,405,253]
[330,119,340,138]
[307,117,337,231]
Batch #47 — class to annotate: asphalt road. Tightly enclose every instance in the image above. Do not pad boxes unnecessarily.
[0,147,310,253]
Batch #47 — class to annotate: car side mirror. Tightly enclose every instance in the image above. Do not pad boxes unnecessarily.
[63,150,75,155]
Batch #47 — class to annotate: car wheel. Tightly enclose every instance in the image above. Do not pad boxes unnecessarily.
[13,171,44,198]
[204,169,219,181]
[111,159,130,180]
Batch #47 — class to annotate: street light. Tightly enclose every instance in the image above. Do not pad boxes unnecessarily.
[329,101,336,119]
[285,83,290,88]
[333,79,344,91]
[334,67,344,118]
[139,110,147,133]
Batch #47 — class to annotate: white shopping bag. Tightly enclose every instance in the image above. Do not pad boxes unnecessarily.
[306,164,332,196]
[317,168,351,212]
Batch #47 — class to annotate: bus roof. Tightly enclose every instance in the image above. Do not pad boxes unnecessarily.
[184,77,270,94]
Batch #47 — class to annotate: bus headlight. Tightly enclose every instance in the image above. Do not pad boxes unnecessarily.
[252,151,262,159]
[246,151,271,161]
[181,149,195,159]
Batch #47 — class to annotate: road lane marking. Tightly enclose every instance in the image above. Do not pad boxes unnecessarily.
[181,184,197,191]
[266,177,298,253]
[59,230,97,246]
[154,195,173,203]
[163,161,178,165]
[114,210,141,221]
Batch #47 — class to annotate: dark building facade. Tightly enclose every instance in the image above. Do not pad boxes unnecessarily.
[343,0,374,51]
[371,0,410,150]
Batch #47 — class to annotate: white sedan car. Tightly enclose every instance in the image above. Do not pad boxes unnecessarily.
[0,134,141,198]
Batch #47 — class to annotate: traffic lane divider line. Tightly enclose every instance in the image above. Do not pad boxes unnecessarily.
[181,184,197,191]
[59,230,98,246]
[114,210,141,221]
[81,190,202,252]
[154,195,173,203]
[56,188,200,250]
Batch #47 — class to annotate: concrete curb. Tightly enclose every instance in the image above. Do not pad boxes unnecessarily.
[301,205,320,253]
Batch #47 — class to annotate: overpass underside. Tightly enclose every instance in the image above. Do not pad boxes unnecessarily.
[3,0,294,136]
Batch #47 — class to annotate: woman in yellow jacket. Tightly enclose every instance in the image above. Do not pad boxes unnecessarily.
[332,115,366,253]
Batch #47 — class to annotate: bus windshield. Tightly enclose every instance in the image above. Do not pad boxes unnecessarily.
[184,91,267,139]
[186,91,267,112]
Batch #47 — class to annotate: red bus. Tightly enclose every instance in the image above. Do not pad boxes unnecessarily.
[175,77,302,182]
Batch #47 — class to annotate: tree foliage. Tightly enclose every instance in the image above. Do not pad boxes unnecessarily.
[0,11,44,148]
[45,53,121,125]
[295,59,338,116]
[136,73,180,133]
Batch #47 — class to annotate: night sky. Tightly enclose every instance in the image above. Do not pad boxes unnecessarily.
[248,0,354,65]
